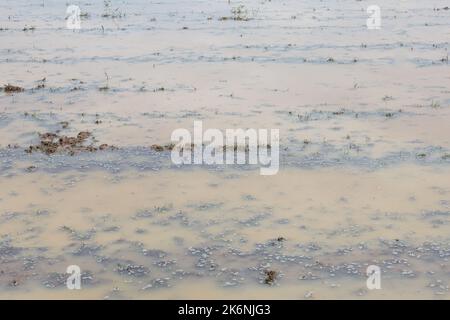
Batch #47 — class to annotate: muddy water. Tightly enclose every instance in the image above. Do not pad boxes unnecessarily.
[1,0,449,299]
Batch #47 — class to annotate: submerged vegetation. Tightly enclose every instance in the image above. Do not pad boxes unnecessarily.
[220,5,251,21]
[102,0,125,18]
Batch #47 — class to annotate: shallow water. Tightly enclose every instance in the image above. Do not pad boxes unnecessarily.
[0,0,449,299]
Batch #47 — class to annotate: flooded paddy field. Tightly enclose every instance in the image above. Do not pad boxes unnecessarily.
[0,0,449,299]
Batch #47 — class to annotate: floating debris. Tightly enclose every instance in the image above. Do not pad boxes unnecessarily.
[3,84,24,93]
[151,143,175,152]
[22,25,35,31]
[142,278,171,290]
[264,270,277,285]
[116,263,150,277]
[25,131,116,155]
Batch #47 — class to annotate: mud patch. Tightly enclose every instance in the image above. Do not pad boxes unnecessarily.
[25,131,115,155]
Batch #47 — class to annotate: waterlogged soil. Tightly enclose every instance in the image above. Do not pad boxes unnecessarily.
[1,167,450,299]
[0,0,449,299]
